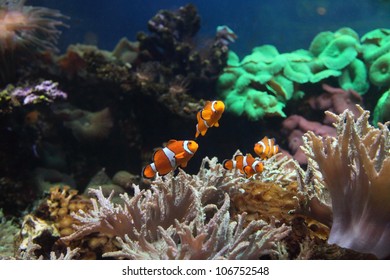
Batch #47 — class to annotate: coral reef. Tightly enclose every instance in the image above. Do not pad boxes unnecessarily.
[1,2,389,262]
[300,105,390,258]
[136,4,232,100]
[61,157,291,259]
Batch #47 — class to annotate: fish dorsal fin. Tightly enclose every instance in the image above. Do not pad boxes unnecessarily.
[243,166,252,176]
[167,139,177,146]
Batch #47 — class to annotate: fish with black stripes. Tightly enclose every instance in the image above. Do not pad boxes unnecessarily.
[142,139,199,179]
[254,136,279,160]
[223,153,264,178]
[195,100,225,138]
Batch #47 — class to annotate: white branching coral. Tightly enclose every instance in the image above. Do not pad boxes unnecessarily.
[63,157,290,259]
[301,105,390,258]
[105,195,290,260]
[255,153,301,186]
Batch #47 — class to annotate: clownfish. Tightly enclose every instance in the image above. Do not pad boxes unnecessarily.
[195,100,225,138]
[142,139,199,179]
[254,136,279,160]
[223,153,264,178]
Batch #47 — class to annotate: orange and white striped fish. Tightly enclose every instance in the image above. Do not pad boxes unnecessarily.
[195,100,225,138]
[254,136,279,160]
[223,153,264,178]
[142,139,199,179]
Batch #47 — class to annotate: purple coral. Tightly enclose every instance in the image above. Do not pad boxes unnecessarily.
[308,83,363,124]
[281,114,336,164]
[10,80,67,105]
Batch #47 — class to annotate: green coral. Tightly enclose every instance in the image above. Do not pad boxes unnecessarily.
[217,27,370,120]
[373,89,390,125]
[361,28,390,87]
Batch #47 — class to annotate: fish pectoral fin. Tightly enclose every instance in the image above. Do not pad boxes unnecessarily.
[159,170,171,176]
[180,161,188,168]
[201,109,212,121]
[175,152,186,159]
[214,121,219,127]
[243,166,252,177]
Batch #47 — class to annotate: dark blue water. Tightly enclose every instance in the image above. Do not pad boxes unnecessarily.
[30,0,390,57]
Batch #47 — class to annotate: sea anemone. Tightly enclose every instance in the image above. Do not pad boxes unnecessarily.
[0,0,68,83]
[168,76,190,96]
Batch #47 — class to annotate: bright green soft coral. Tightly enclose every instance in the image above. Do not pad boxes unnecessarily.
[361,28,390,87]
[373,89,390,125]
[217,27,369,120]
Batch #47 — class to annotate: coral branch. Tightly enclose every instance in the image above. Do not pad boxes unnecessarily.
[301,105,390,258]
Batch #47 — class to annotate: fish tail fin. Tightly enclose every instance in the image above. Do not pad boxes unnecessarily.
[142,164,156,179]
[243,166,253,178]
[222,159,233,170]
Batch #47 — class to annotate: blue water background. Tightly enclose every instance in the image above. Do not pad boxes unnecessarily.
[30,0,390,57]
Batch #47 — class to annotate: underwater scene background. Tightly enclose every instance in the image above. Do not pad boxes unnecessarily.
[0,0,389,259]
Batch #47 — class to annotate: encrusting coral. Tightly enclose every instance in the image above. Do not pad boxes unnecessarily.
[62,157,291,260]
[300,105,390,258]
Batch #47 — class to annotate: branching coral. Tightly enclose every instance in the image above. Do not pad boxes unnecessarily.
[300,105,390,258]
[62,157,290,259]
[105,196,290,260]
